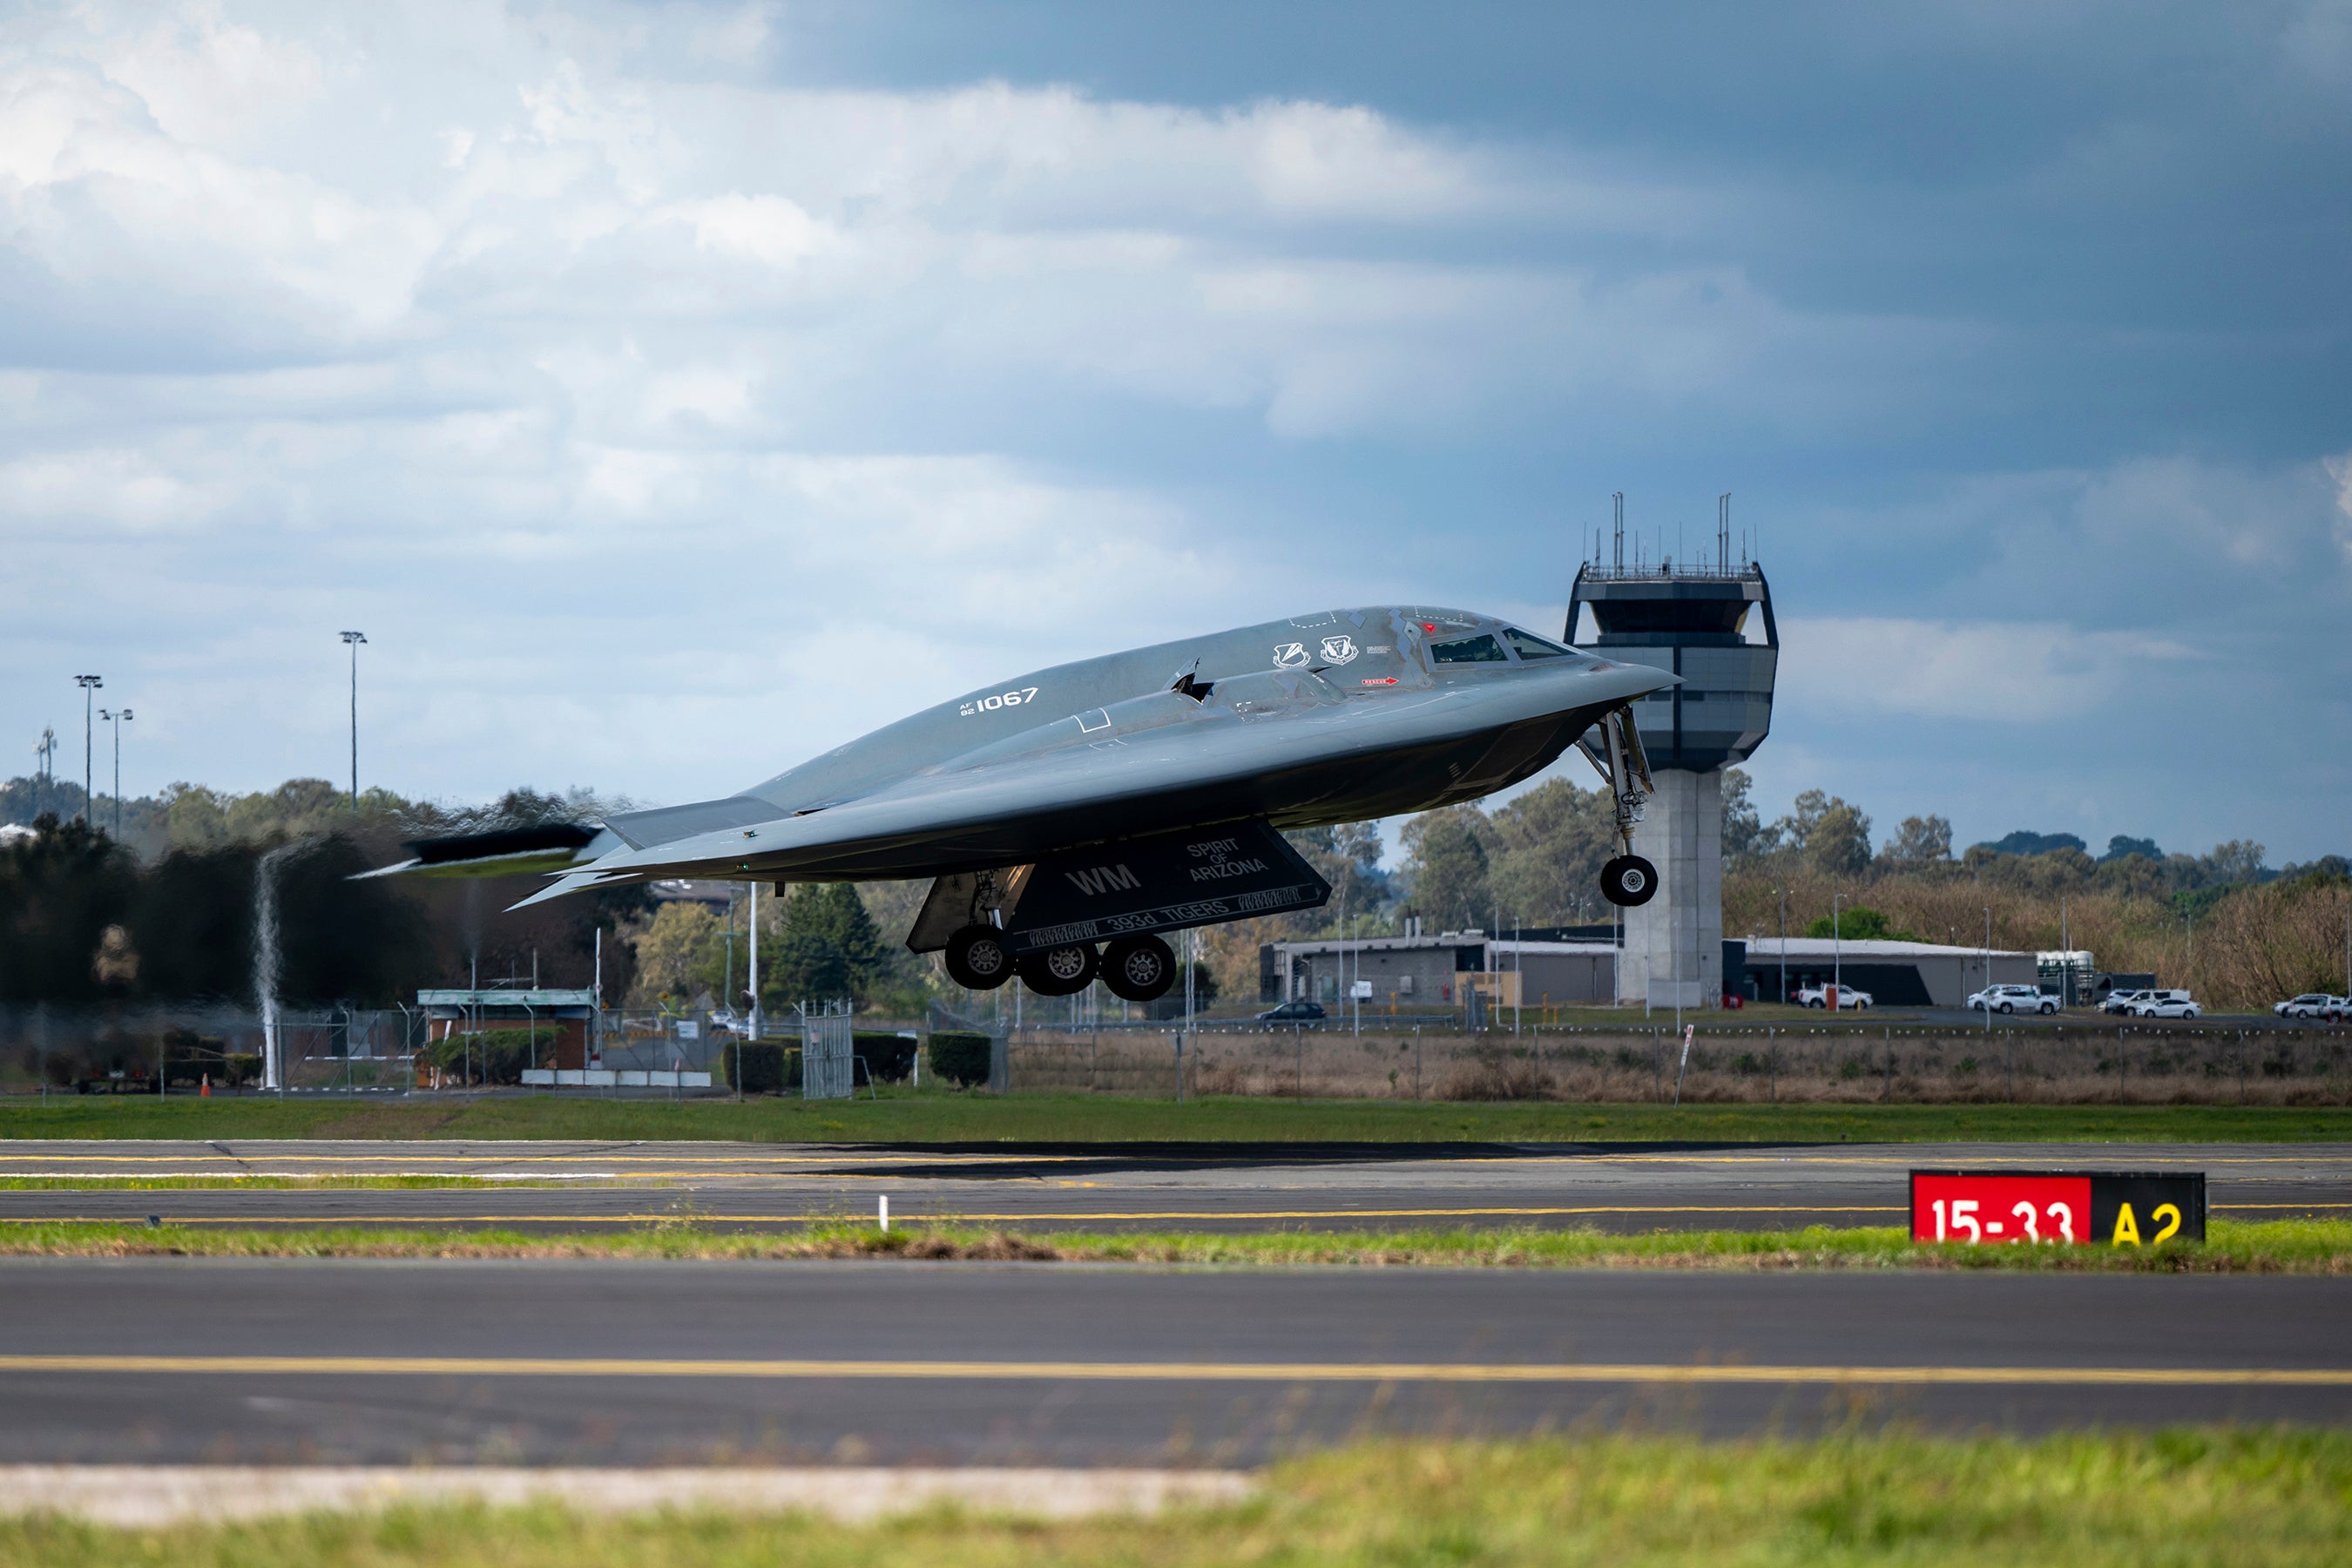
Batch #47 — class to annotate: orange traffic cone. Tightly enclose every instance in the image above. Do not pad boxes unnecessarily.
[200,1073,211,1098]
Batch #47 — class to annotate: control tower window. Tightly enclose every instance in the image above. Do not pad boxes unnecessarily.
[1429,633,1507,665]
[1502,627,1571,660]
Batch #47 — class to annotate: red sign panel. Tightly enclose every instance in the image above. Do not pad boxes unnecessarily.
[1910,1172,2092,1245]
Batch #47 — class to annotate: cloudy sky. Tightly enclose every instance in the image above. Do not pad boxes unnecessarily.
[3,1,2347,860]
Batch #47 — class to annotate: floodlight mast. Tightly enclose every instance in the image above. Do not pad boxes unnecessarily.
[98,707,132,838]
[73,676,101,827]
[340,632,367,812]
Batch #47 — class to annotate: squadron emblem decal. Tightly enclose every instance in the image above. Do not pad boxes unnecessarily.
[1319,635,1358,665]
[1272,642,1311,669]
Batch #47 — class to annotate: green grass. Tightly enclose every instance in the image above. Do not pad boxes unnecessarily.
[3,1432,2348,1565]
[3,1217,2343,1272]
[3,1093,2349,1144]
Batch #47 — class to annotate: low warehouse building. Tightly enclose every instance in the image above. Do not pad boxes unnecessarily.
[1263,934,1619,1008]
[1737,938,2038,1008]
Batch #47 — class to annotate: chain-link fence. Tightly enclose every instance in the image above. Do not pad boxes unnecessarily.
[1004,1019,2352,1105]
[8,1002,2342,1105]
[0,1003,427,1095]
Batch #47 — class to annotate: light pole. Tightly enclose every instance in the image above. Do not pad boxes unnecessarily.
[1832,892,1842,1010]
[340,632,367,812]
[33,727,55,818]
[98,708,132,838]
[1775,887,1788,1006]
[1984,907,1993,1037]
[73,676,101,826]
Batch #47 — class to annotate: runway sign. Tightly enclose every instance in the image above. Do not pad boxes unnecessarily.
[1910,1171,2206,1247]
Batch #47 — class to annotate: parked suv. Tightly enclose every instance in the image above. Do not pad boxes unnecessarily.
[2274,994,2349,1022]
[1794,984,1873,1010]
[1968,983,2057,1016]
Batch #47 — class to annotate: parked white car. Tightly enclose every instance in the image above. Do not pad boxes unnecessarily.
[2132,996,2202,1019]
[1968,983,2057,1016]
[2100,989,2149,1015]
[2274,994,2349,1022]
[1794,984,1873,1010]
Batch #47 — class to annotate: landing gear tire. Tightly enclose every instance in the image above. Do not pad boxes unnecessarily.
[1102,935,1178,1003]
[1017,943,1098,997]
[1600,855,1658,908]
[944,924,1013,990]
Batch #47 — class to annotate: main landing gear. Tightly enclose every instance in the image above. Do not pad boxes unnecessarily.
[942,925,1178,1002]
[1578,701,1659,909]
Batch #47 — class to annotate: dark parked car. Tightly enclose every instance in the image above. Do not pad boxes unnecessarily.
[1255,1000,1328,1028]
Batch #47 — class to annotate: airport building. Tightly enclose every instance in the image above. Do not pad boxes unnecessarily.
[1734,939,2038,1008]
[416,987,598,1068]
[1263,933,1619,1009]
[1268,932,2044,1012]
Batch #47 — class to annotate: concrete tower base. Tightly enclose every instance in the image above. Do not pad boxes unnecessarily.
[1617,767,1721,1010]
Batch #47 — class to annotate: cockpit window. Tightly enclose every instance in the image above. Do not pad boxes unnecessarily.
[1503,627,1572,660]
[1429,633,1508,665]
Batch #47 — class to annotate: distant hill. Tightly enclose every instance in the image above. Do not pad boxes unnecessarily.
[1973,829,2089,857]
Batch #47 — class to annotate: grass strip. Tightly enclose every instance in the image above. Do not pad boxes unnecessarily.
[0,1217,2342,1271]
[1,1431,2347,1565]
[3,1094,2350,1144]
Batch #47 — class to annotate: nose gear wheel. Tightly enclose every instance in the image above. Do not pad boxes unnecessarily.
[1601,854,1657,907]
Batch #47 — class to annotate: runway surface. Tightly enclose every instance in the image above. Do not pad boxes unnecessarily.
[0,1260,2345,1462]
[0,1139,2345,1232]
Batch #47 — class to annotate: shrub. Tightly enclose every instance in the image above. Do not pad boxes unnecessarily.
[717,1040,796,1094]
[852,1031,916,1085]
[221,1053,261,1086]
[927,1030,993,1089]
[422,1027,556,1086]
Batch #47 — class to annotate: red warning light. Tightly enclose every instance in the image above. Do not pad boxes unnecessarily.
[1420,622,1436,632]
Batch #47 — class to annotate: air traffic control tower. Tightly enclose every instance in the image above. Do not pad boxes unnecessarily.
[1566,496,1778,1008]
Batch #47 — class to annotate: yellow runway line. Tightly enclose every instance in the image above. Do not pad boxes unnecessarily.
[0,1353,2342,1387]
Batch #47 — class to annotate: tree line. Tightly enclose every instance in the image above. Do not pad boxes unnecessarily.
[6,767,2343,1015]
[0,780,645,1010]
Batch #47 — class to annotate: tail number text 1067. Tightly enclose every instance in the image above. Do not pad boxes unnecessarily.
[959,687,1039,717]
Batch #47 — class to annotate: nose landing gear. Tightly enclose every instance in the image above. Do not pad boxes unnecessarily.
[1579,701,1659,909]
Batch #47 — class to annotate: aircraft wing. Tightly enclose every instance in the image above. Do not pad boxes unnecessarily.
[504,657,1669,908]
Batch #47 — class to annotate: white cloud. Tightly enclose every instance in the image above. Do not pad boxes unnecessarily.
[1778,617,2197,723]
[670,191,832,265]
[2328,449,2352,565]
[0,0,2340,861]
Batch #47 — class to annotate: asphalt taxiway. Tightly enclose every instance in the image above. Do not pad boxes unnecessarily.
[0,1139,2344,1232]
[1,1260,2345,1463]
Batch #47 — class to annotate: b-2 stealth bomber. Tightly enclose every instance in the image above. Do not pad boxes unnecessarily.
[373,606,1671,1003]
